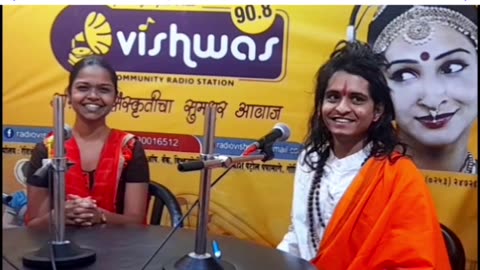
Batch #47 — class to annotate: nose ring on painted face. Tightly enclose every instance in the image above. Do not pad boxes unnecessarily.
[418,97,443,123]
[428,106,440,123]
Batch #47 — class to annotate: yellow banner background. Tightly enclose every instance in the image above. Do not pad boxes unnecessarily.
[3,5,477,268]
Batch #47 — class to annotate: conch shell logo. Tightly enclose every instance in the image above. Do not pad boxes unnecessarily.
[68,12,112,65]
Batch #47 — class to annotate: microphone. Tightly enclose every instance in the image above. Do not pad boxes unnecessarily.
[45,124,72,141]
[178,155,229,172]
[2,193,12,205]
[63,124,73,139]
[144,107,282,270]
[23,95,96,270]
[43,124,73,146]
[245,123,291,152]
[178,123,291,172]
[177,154,268,172]
[32,125,73,181]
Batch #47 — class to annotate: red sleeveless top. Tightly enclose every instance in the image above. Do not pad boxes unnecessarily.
[44,129,136,213]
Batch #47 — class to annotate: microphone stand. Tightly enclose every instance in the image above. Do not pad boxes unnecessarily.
[22,96,96,269]
[163,105,229,270]
[163,106,275,270]
[177,153,274,172]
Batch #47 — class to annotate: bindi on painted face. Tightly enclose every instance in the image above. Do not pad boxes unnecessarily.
[69,65,117,121]
[384,24,477,104]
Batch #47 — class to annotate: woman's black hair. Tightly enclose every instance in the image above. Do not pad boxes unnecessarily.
[67,55,118,94]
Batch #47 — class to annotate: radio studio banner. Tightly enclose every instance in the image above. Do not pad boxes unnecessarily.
[3,5,477,268]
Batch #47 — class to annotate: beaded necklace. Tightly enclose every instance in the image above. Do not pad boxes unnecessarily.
[307,148,372,251]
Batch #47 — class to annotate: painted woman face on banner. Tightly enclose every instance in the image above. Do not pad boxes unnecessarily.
[384,24,478,146]
[368,5,478,174]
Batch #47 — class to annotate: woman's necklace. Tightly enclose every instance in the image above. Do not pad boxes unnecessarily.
[307,152,371,251]
[460,152,476,174]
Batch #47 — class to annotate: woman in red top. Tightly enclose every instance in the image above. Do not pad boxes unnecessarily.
[26,55,150,227]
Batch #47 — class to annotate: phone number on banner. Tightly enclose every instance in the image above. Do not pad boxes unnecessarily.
[130,131,201,153]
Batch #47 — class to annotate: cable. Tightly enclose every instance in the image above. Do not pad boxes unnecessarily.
[2,254,20,270]
[346,5,371,42]
[140,166,234,270]
[48,168,58,270]
[355,6,371,32]
[140,150,256,270]
[349,5,361,26]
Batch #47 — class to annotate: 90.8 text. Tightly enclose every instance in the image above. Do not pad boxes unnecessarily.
[234,5,272,23]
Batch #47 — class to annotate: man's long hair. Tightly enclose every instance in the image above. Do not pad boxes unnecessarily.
[303,40,405,170]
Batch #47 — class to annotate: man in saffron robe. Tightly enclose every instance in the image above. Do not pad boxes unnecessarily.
[277,41,451,270]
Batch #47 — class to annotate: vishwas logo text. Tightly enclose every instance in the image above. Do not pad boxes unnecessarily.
[50,6,287,80]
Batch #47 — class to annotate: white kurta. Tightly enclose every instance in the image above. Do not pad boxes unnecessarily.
[277,145,370,260]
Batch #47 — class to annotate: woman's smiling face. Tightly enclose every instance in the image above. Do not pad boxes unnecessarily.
[384,24,478,146]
